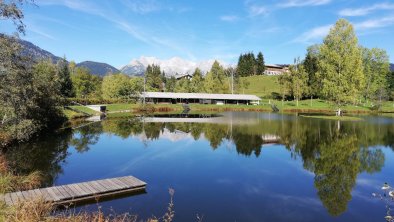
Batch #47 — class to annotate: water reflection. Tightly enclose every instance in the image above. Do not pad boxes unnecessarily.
[4,112,394,218]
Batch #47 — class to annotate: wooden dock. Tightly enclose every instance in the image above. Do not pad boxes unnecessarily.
[0,176,146,206]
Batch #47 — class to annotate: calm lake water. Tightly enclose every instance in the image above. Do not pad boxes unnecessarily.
[5,112,394,221]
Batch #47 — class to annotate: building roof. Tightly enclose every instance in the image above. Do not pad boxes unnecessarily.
[141,92,261,101]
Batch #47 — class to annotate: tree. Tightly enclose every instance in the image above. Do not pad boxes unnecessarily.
[388,71,394,100]
[56,58,74,97]
[278,71,291,105]
[0,57,65,144]
[145,64,163,92]
[102,74,135,100]
[237,52,257,77]
[317,19,364,106]
[0,0,33,34]
[204,61,229,93]
[165,76,176,92]
[361,47,390,105]
[304,44,321,103]
[175,78,191,93]
[256,52,265,75]
[289,59,308,106]
[71,67,101,99]
[190,68,204,93]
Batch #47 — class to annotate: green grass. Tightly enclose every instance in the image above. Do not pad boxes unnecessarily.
[67,106,100,115]
[63,109,87,119]
[300,115,364,121]
[241,75,280,98]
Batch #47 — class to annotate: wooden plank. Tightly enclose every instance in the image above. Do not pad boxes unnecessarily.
[79,182,99,194]
[76,183,94,194]
[96,179,122,191]
[56,186,71,197]
[90,181,108,192]
[108,178,128,188]
[121,176,145,187]
[4,194,13,205]
[40,188,55,201]
[2,175,146,206]
[112,178,131,188]
[60,185,77,198]
[102,179,125,190]
[51,187,68,200]
[15,191,25,203]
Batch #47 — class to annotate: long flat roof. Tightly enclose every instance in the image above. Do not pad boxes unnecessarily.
[141,92,261,101]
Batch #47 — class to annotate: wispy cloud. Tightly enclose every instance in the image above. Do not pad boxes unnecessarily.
[28,28,55,40]
[220,15,239,22]
[248,4,268,16]
[278,0,331,8]
[354,16,394,30]
[293,24,331,43]
[293,15,394,44]
[37,0,196,59]
[339,3,394,17]
[120,0,160,14]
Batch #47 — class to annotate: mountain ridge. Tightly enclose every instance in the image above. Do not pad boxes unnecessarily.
[120,56,230,77]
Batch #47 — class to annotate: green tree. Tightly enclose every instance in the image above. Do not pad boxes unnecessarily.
[0,0,33,34]
[256,52,265,75]
[71,67,101,98]
[237,52,256,77]
[317,19,364,106]
[165,76,177,92]
[145,64,163,91]
[102,74,134,100]
[289,58,308,106]
[190,68,204,92]
[304,44,321,102]
[388,71,394,100]
[361,47,390,104]
[278,71,291,105]
[56,58,75,97]
[175,78,191,93]
[204,61,229,93]
[0,57,65,144]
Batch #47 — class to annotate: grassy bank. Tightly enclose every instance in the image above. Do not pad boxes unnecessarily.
[66,100,394,118]
[300,115,364,121]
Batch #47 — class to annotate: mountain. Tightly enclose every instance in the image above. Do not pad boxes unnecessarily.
[16,37,62,63]
[5,36,119,76]
[121,56,230,76]
[390,63,394,72]
[76,61,120,76]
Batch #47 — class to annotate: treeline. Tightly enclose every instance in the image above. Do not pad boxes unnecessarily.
[142,61,249,94]
[237,52,265,77]
[279,19,394,107]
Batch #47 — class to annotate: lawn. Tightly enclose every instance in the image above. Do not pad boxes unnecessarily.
[241,75,281,98]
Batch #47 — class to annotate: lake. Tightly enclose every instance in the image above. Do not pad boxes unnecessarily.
[5,112,394,221]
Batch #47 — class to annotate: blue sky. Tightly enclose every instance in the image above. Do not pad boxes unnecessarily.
[2,0,394,68]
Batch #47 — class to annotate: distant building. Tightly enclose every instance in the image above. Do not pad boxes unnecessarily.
[141,92,261,105]
[264,64,289,75]
[175,73,193,80]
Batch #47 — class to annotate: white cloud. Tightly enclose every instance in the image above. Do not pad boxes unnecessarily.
[354,16,394,30]
[278,0,331,8]
[339,3,394,17]
[293,15,394,44]
[37,0,196,59]
[220,15,239,22]
[120,0,160,14]
[293,24,331,43]
[248,5,268,17]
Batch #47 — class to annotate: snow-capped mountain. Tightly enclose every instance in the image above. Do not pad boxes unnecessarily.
[120,56,230,76]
